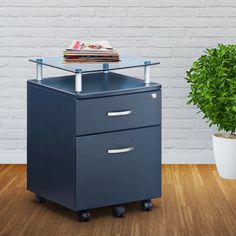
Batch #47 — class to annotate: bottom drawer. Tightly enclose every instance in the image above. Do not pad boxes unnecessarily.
[76,126,161,210]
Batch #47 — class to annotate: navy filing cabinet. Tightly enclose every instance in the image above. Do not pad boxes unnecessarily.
[27,56,161,221]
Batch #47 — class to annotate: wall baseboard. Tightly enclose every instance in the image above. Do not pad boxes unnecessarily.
[163,157,215,164]
[0,151,26,164]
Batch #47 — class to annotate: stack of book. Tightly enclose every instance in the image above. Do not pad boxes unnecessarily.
[64,40,120,63]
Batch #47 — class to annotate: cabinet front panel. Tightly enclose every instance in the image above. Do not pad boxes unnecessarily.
[76,90,161,135]
[76,126,161,210]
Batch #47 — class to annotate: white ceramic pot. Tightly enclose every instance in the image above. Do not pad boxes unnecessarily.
[213,134,236,179]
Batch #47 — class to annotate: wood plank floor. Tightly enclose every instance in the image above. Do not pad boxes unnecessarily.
[0,165,236,236]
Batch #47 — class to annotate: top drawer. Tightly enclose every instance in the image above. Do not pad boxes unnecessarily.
[76,90,161,135]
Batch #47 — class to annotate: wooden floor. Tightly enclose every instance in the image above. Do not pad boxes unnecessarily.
[0,165,236,236]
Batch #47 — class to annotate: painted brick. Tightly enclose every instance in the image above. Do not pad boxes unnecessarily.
[114,18,143,27]
[29,8,63,17]
[161,8,196,17]
[143,0,175,7]
[0,140,17,150]
[128,8,160,17]
[2,120,26,129]
[79,18,112,28]
[24,28,56,38]
[174,0,206,7]
[149,38,180,48]
[96,8,127,17]
[47,0,77,7]
[78,0,110,7]
[111,0,141,7]
[145,18,177,28]
[177,18,208,27]
[207,0,236,7]
[163,129,190,139]
[3,0,46,7]
[196,7,236,17]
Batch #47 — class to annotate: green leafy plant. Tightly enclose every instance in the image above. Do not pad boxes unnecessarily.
[185,44,236,136]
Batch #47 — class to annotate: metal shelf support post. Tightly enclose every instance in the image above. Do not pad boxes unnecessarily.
[75,69,82,93]
[103,63,109,74]
[144,61,151,85]
[36,59,43,81]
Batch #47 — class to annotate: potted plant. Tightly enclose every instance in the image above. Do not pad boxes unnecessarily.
[185,44,236,179]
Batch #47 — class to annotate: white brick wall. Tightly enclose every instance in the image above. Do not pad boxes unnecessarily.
[0,0,235,164]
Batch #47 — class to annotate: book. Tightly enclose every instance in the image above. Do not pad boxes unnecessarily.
[64,40,120,63]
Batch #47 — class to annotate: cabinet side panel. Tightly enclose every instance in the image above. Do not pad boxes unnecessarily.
[27,84,76,210]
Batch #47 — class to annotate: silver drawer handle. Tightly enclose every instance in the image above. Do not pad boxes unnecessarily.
[107,110,133,117]
[107,146,134,154]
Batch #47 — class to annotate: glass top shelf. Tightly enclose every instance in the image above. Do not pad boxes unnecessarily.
[29,55,160,74]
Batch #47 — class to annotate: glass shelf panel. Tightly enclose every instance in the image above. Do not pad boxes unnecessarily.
[29,55,160,74]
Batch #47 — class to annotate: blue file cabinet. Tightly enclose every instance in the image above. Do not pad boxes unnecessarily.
[27,56,161,221]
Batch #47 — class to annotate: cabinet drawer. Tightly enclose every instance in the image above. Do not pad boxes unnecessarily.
[76,90,161,135]
[76,126,161,210]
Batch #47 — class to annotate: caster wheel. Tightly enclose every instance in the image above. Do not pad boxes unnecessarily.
[77,211,91,222]
[35,194,45,203]
[112,206,125,218]
[140,199,152,211]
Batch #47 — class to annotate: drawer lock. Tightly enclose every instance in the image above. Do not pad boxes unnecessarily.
[151,93,157,99]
